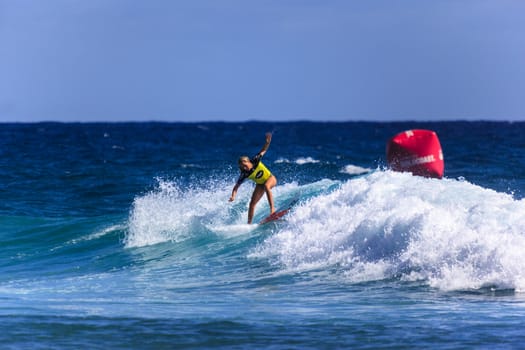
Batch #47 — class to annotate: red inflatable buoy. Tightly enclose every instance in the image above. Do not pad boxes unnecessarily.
[386,129,444,179]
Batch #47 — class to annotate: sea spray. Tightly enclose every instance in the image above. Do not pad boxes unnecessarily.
[126,178,234,247]
[125,178,307,247]
[251,171,525,291]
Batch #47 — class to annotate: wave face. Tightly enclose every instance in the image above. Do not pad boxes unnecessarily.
[124,169,525,293]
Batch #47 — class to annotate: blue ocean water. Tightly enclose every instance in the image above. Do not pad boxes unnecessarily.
[1,121,525,349]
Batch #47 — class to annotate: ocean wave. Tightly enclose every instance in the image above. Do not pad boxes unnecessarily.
[64,224,126,246]
[250,170,525,292]
[125,179,226,247]
[125,178,305,248]
[125,171,525,292]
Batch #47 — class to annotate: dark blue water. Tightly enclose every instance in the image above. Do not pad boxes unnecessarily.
[1,121,525,349]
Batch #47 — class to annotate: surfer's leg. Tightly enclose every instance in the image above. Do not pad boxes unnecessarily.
[264,176,277,214]
[248,185,265,224]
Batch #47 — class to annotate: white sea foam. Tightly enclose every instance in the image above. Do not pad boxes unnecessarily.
[275,157,320,165]
[340,164,372,175]
[70,224,125,245]
[251,170,525,292]
[126,179,230,247]
[125,179,302,247]
[126,171,525,292]
[211,224,255,238]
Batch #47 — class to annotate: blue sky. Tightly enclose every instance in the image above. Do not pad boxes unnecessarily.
[1,0,524,122]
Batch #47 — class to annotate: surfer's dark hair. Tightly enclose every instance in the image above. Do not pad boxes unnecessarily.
[238,156,249,164]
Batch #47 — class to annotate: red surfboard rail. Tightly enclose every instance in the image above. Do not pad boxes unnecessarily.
[259,207,291,225]
[259,197,299,225]
[386,129,444,179]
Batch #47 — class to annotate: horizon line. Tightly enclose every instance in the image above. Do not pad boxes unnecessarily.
[1,117,524,124]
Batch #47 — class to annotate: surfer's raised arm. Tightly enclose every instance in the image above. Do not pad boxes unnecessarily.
[258,132,272,157]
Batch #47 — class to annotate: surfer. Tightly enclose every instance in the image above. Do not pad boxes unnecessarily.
[229,132,277,224]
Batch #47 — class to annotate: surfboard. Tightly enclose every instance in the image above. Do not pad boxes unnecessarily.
[259,198,298,225]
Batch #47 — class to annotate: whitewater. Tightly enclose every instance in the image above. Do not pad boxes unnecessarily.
[127,171,525,293]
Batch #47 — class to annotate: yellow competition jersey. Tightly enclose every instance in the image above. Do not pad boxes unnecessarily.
[247,161,272,184]
[236,154,273,185]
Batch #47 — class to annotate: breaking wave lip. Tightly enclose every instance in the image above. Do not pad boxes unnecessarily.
[124,178,306,248]
[250,170,525,292]
[124,179,227,248]
[56,224,126,250]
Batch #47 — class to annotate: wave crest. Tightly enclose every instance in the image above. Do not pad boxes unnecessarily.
[251,171,525,291]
